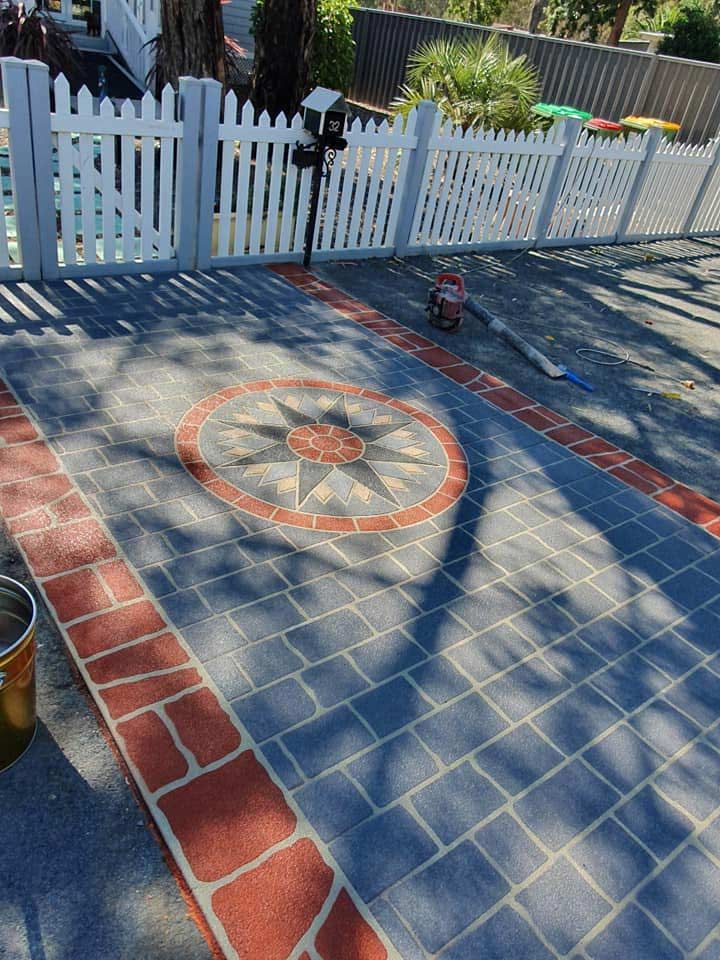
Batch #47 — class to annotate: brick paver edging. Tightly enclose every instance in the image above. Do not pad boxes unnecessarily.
[268,263,720,538]
[0,379,391,960]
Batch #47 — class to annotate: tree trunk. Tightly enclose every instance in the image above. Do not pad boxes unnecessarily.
[527,0,546,33]
[160,0,226,88]
[608,0,632,45]
[252,0,316,118]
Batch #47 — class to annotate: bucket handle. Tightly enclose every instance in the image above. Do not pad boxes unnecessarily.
[0,671,5,688]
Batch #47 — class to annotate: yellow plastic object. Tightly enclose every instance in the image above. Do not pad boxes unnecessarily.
[621,116,680,140]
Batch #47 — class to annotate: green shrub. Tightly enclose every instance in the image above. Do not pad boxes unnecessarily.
[311,0,355,94]
[658,0,720,61]
[445,0,506,24]
[392,34,540,132]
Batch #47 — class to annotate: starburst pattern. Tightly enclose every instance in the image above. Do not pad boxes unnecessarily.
[178,380,467,531]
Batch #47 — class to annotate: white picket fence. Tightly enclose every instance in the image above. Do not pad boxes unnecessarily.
[1,56,720,283]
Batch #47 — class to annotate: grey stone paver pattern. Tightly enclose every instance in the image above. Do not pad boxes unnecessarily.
[2,266,720,960]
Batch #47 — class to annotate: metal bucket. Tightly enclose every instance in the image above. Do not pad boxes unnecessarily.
[0,576,37,772]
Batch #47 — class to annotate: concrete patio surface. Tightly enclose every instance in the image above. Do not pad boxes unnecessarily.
[318,237,720,502]
[0,262,719,960]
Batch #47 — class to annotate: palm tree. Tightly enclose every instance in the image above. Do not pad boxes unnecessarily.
[392,35,540,133]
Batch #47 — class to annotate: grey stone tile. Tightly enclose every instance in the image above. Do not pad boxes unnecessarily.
[660,568,720,610]
[583,724,664,793]
[295,771,372,842]
[301,656,369,708]
[183,615,246,661]
[484,657,570,721]
[415,693,508,764]
[441,906,554,960]
[288,577,354,618]
[349,630,426,683]
[630,698,702,757]
[335,555,408,598]
[412,761,504,844]
[517,857,611,954]
[699,817,720,860]
[285,609,372,662]
[535,684,623,755]
[330,807,438,902]
[510,599,577,646]
[234,637,303,688]
[444,553,505,591]
[476,723,563,795]
[198,563,287,614]
[448,582,528,633]
[475,812,547,883]
[579,616,642,661]
[164,512,248,552]
[205,654,252,701]
[655,742,720,820]
[665,667,720,726]
[553,582,616,625]
[639,630,704,679]
[282,704,375,777]
[352,676,433,738]
[587,904,682,960]
[261,741,303,789]
[400,571,464,611]
[370,901,425,960]
[515,760,619,851]
[388,842,509,954]
[409,656,471,703]
[544,635,606,683]
[165,542,250,589]
[570,818,655,901]
[590,565,646,604]
[231,594,304,643]
[159,589,211,628]
[356,587,422,632]
[348,731,438,807]
[406,608,472,654]
[273,543,347,586]
[483,533,553,573]
[233,677,316,741]
[591,652,670,711]
[616,785,693,859]
[506,558,572,604]
[638,846,720,952]
[673,607,720,655]
[449,623,534,683]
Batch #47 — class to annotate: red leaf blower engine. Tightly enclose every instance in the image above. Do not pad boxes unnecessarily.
[426,273,465,332]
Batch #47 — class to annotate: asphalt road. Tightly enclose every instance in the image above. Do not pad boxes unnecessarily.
[318,237,720,502]
[0,522,213,960]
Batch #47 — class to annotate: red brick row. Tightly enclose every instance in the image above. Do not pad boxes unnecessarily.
[270,264,720,538]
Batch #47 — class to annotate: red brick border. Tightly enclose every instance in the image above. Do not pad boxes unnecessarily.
[269,263,720,539]
[175,378,468,532]
[0,376,391,960]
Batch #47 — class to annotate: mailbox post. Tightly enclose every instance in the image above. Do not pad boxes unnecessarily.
[292,87,349,268]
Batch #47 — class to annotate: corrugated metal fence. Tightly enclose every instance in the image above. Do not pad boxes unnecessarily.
[349,7,720,143]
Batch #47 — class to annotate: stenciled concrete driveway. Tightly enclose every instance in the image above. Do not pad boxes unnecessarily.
[0,263,719,960]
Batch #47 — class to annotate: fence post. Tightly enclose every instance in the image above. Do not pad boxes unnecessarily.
[394,100,438,257]
[175,77,204,271]
[196,78,222,271]
[616,127,662,243]
[533,117,582,247]
[1,58,43,281]
[682,138,720,237]
[26,60,59,280]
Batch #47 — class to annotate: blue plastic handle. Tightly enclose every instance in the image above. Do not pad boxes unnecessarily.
[558,365,594,392]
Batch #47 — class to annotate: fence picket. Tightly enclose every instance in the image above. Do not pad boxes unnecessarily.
[77,86,97,264]
[54,74,77,267]
[249,111,270,255]
[264,112,287,255]
[232,101,255,256]
[100,97,116,263]
[140,91,155,262]
[120,98,136,262]
[158,84,176,259]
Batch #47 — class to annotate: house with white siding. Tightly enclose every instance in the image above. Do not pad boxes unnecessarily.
[42,0,255,92]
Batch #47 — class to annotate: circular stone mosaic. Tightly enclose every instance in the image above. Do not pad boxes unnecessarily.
[176,379,468,531]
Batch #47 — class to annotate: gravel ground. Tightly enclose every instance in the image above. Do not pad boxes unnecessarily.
[317,237,720,501]
[0,522,214,960]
